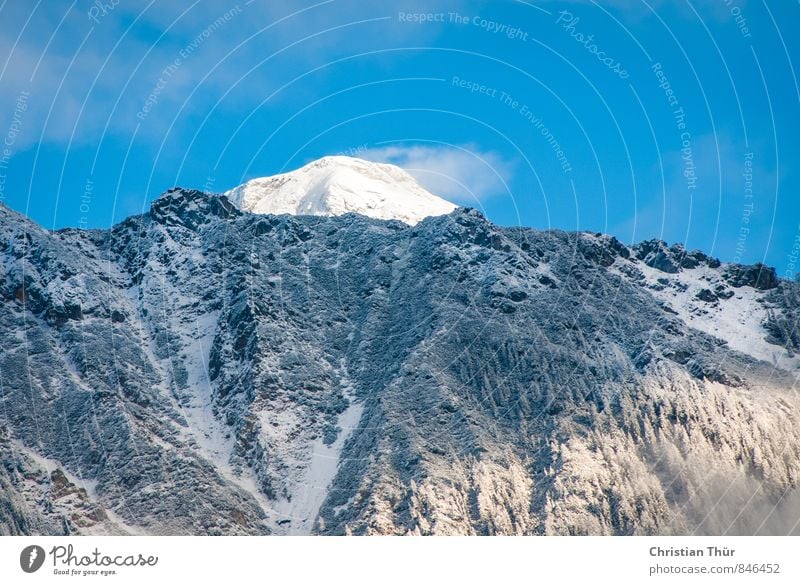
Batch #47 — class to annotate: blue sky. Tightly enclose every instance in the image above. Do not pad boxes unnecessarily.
[0,0,798,272]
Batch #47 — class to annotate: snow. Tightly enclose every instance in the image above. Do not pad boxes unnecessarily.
[619,261,800,371]
[268,373,364,535]
[224,156,457,225]
[175,310,232,461]
[131,241,275,522]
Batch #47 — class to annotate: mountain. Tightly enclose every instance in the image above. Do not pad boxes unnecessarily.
[1,159,799,535]
[223,156,457,225]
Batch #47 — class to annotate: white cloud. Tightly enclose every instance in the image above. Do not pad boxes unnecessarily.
[0,0,456,149]
[360,143,515,205]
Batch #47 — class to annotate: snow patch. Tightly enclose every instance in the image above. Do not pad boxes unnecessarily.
[619,261,799,370]
[268,378,364,535]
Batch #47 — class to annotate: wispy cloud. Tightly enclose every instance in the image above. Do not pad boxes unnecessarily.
[0,0,456,150]
[0,1,256,149]
[360,143,515,205]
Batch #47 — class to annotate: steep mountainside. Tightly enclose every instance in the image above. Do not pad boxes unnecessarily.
[1,185,798,535]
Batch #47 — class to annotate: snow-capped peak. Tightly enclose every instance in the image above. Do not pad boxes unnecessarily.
[223,156,457,225]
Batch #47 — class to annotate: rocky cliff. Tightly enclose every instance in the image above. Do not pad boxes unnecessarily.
[1,187,798,535]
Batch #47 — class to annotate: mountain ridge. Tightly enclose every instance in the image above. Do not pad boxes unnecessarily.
[1,188,798,535]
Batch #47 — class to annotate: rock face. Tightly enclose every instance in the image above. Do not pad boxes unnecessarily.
[1,189,799,536]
